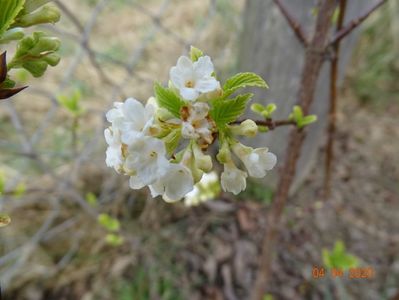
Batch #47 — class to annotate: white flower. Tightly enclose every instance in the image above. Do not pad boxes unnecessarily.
[220,162,248,195]
[125,136,169,187]
[184,172,219,206]
[180,102,215,145]
[104,128,123,171]
[232,143,277,178]
[149,163,194,202]
[106,98,155,144]
[170,55,220,101]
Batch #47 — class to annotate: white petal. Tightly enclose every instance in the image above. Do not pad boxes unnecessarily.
[259,150,277,171]
[163,164,194,201]
[195,77,220,93]
[129,175,145,189]
[181,122,198,139]
[180,87,199,101]
[122,98,146,124]
[170,66,185,89]
[176,56,193,71]
[193,56,214,77]
[220,163,247,195]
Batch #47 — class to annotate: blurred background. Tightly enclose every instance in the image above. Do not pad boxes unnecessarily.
[0,0,398,299]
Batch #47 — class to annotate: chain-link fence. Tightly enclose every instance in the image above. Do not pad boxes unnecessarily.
[0,0,243,296]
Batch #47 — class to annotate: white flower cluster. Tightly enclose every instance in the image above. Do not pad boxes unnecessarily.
[105,47,277,203]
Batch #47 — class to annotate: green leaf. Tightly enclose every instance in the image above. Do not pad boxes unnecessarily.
[105,233,124,246]
[98,213,120,232]
[190,46,204,62]
[154,82,184,118]
[322,240,359,270]
[0,0,25,37]
[223,72,268,97]
[57,89,83,115]
[85,192,97,207]
[298,114,317,128]
[164,129,182,156]
[210,93,253,127]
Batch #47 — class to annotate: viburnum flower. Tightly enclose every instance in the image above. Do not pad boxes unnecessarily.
[106,97,156,145]
[149,163,194,202]
[221,161,248,195]
[104,46,278,203]
[104,128,123,171]
[232,143,277,178]
[125,136,170,187]
[170,55,220,101]
[179,102,216,147]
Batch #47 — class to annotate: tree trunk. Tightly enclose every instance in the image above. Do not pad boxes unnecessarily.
[238,0,372,192]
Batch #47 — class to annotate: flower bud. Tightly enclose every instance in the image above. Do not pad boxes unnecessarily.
[24,0,53,13]
[43,53,60,66]
[216,140,231,164]
[181,146,203,183]
[15,6,60,28]
[0,29,24,44]
[29,36,60,56]
[229,119,258,137]
[192,143,212,172]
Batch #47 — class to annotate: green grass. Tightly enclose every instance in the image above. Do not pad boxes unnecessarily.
[350,5,399,106]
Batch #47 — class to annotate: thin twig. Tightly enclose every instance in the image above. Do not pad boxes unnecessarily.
[272,0,309,46]
[330,0,388,46]
[324,0,347,198]
[234,119,296,130]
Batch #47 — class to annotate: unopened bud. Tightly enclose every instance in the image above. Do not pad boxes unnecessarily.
[193,143,212,172]
[229,119,258,137]
[15,6,60,28]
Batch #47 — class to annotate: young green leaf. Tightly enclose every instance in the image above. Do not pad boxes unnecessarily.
[210,93,253,127]
[105,233,124,246]
[0,0,25,37]
[322,240,359,270]
[154,82,184,118]
[98,213,120,232]
[223,72,268,97]
[190,46,204,62]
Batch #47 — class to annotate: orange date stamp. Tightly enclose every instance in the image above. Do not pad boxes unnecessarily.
[312,266,375,279]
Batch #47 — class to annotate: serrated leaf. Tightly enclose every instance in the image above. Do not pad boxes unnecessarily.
[210,93,253,127]
[164,129,181,156]
[0,0,25,37]
[154,82,184,118]
[223,72,268,97]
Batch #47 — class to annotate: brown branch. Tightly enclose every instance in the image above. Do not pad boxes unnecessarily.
[234,119,296,130]
[251,1,338,299]
[330,0,387,46]
[324,0,347,198]
[273,0,309,46]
